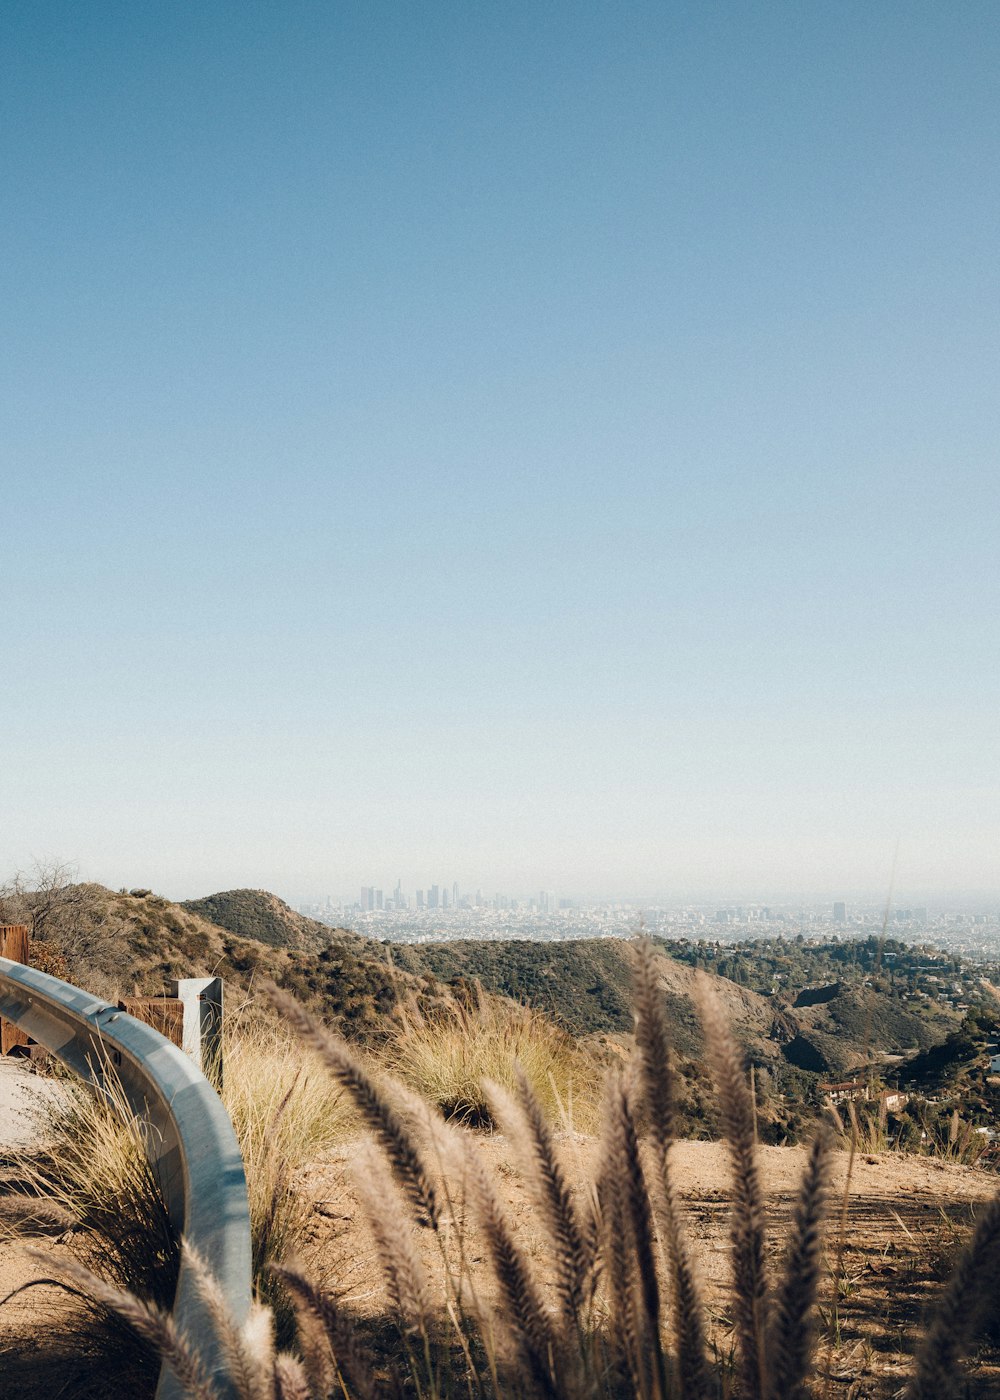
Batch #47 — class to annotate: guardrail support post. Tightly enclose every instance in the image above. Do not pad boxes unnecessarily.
[172,976,224,1087]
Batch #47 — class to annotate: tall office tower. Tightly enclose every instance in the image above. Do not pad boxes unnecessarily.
[375,889,383,911]
[428,884,440,909]
[361,886,374,912]
[442,888,450,909]
[833,902,846,924]
[476,889,484,907]
[394,879,403,908]
[914,908,928,925]
[452,881,459,907]
[416,889,425,909]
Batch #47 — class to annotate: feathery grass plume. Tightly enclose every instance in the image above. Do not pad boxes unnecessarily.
[763,1126,833,1400]
[185,1241,275,1400]
[456,1131,564,1400]
[273,1353,313,1400]
[603,1068,668,1400]
[484,1068,596,1336]
[904,1191,1000,1400]
[0,1194,76,1233]
[354,1137,432,1332]
[695,975,769,1400]
[272,1270,336,1400]
[266,982,439,1229]
[631,939,675,1152]
[24,1246,217,1400]
[271,1261,379,1400]
[595,1070,648,1398]
[632,938,711,1400]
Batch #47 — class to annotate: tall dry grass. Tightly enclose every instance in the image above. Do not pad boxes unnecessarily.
[8,943,1000,1399]
[381,985,603,1131]
[220,1005,356,1286]
[0,1004,355,1375]
[0,1067,177,1392]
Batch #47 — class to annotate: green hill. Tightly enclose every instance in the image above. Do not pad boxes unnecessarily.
[180,888,335,952]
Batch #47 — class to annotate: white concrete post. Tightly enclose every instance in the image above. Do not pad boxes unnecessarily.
[172,976,224,1087]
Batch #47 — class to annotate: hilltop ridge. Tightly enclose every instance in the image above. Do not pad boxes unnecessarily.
[180,888,344,952]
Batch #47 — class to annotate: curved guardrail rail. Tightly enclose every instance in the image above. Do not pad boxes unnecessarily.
[0,957,252,1399]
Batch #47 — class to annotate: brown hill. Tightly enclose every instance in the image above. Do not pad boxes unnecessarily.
[0,882,437,1040]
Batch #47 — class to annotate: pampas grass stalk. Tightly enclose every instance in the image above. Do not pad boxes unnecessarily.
[696,977,769,1400]
[456,1132,563,1399]
[632,940,676,1153]
[485,1067,595,1337]
[632,940,710,1400]
[597,1071,651,1400]
[763,1127,833,1400]
[607,1070,667,1400]
[353,1138,432,1333]
[273,1353,313,1400]
[266,982,440,1230]
[904,1191,1000,1400]
[270,1261,379,1400]
[186,1242,274,1400]
[24,1246,217,1400]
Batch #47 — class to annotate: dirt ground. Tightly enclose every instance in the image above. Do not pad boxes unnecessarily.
[3,1137,1000,1397]
[295,1136,1000,1399]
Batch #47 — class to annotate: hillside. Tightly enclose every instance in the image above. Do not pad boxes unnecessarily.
[0,882,440,1040]
[2,877,968,1092]
[390,934,961,1077]
[390,936,790,1060]
[180,889,335,952]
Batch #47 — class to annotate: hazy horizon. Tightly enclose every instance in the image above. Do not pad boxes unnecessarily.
[26,856,1000,916]
[4,4,998,903]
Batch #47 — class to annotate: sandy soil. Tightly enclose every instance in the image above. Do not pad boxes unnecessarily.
[3,1136,1000,1397]
[0,1057,63,1150]
[297,1136,1000,1399]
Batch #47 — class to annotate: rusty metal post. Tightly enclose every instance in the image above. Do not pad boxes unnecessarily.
[0,926,30,1053]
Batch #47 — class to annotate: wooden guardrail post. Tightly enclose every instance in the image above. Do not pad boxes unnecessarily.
[0,925,30,1053]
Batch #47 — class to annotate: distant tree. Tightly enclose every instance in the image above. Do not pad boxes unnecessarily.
[0,861,131,991]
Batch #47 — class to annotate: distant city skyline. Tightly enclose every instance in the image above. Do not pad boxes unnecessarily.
[293,879,996,918]
[3,4,998,901]
[297,892,1000,962]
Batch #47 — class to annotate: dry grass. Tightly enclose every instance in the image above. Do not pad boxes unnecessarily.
[380,985,604,1131]
[0,1067,177,1391]
[220,1005,356,1285]
[6,945,1000,1399]
[0,1004,355,1376]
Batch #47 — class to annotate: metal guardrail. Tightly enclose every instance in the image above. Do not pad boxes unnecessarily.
[0,957,253,1399]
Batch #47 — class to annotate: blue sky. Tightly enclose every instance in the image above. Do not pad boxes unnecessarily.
[2,2,998,903]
